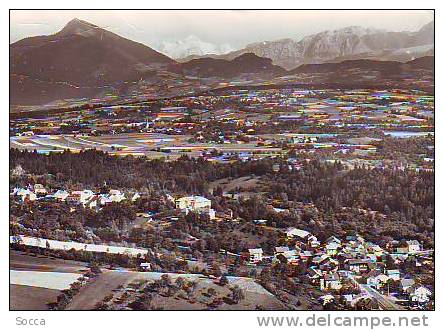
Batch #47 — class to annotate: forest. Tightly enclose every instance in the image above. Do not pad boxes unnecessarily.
[10,149,434,253]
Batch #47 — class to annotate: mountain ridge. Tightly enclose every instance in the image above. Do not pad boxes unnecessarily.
[171,52,287,78]
[178,21,434,69]
[10,18,434,107]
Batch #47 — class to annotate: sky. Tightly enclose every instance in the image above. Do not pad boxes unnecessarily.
[10,10,434,50]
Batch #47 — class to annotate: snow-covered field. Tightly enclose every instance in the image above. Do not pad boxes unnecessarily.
[10,235,149,257]
[10,270,82,290]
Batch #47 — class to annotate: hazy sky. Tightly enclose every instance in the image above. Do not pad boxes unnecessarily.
[10,10,434,49]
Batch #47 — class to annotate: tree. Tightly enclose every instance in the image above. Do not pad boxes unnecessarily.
[160,274,172,287]
[89,261,102,276]
[219,275,229,286]
[230,285,245,304]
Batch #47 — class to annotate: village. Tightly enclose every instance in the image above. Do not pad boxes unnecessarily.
[10,179,434,310]
[9,56,435,313]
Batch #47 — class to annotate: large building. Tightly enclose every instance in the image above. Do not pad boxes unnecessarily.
[175,196,211,211]
[175,196,215,220]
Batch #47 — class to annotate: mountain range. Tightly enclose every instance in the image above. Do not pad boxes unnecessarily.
[10,18,434,107]
[180,22,434,69]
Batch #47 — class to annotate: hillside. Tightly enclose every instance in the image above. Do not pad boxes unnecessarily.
[172,53,287,78]
[10,18,174,105]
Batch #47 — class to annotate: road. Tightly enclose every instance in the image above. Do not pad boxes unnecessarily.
[65,271,133,310]
[348,274,404,310]
[361,285,404,310]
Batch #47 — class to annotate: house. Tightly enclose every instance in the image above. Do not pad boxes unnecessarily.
[208,208,216,220]
[367,243,384,257]
[386,269,400,281]
[400,278,415,293]
[15,188,37,202]
[346,259,373,273]
[34,184,47,195]
[395,247,409,254]
[70,190,95,205]
[326,236,342,245]
[286,228,310,239]
[248,248,263,263]
[390,253,409,265]
[319,294,335,306]
[319,258,339,272]
[99,195,113,205]
[300,250,313,260]
[139,262,151,271]
[85,196,99,210]
[410,286,432,305]
[109,189,126,203]
[176,196,215,220]
[176,196,211,211]
[281,250,300,264]
[346,234,365,244]
[312,254,329,266]
[274,246,289,257]
[406,240,421,253]
[372,274,390,289]
[326,241,341,256]
[53,190,69,201]
[320,273,342,291]
[308,235,320,248]
[253,219,268,226]
[307,267,322,284]
[131,192,141,202]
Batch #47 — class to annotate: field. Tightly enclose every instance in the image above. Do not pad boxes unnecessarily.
[10,250,286,311]
[209,175,261,194]
[10,133,283,159]
[10,250,89,310]
[10,285,61,310]
[11,270,81,290]
[98,272,287,311]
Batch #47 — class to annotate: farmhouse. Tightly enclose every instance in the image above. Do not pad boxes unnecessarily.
[248,248,263,263]
[406,240,421,253]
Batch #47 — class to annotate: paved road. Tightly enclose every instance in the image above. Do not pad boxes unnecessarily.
[65,271,133,310]
[360,284,404,310]
[348,274,404,310]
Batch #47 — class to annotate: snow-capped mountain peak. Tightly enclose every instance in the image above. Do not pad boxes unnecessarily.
[156,35,234,59]
[215,21,434,69]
